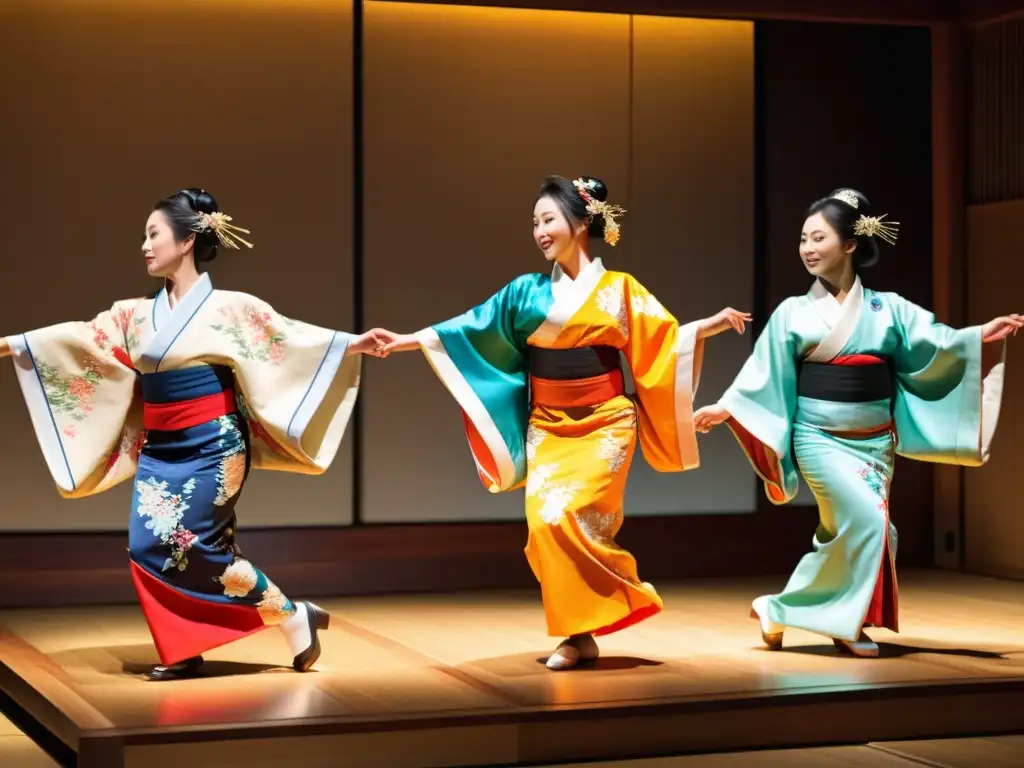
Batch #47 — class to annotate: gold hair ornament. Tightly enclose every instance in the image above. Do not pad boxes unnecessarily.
[853,214,899,246]
[573,178,626,247]
[831,189,860,208]
[191,212,254,250]
[830,189,899,246]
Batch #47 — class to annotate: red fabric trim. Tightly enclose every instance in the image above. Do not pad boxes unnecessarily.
[591,602,661,637]
[462,409,502,489]
[828,421,895,439]
[829,354,885,366]
[863,528,899,631]
[144,390,237,431]
[130,560,268,665]
[112,346,133,369]
[726,417,786,503]
[530,370,625,408]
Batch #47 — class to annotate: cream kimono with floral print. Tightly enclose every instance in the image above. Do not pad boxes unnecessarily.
[6,273,359,498]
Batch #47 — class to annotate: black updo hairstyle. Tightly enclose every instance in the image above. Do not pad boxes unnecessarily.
[153,188,222,264]
[805,188,881,269]
[535,175,609,240]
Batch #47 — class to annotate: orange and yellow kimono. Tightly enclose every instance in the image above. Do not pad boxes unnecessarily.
[414,258,705,637]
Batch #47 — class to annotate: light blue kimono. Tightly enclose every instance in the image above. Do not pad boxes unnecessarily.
[719,277,1006,641]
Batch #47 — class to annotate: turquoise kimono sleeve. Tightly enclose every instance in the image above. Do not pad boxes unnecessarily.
[889,294,1005,466]
[415,274,552,493]
[718,300,802,504]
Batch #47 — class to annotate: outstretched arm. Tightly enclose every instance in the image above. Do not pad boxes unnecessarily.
[696,307,752,340]
[982,313,1022,342]
[3,305,142,497]
[374,276,539,492]
[689,308,753,430]
[887,297,1016,467]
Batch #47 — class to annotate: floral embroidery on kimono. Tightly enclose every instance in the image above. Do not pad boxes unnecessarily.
[211,304,287,364]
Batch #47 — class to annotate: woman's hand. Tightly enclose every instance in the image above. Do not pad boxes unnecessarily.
[381,333,421,354]
[982,314,1023,343]
[697,308,752,340]
[347,328,398,358]
[693,404,730,434]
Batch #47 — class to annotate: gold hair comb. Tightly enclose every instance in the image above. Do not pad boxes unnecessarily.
[831,189,860,208]
[853,214,899,246]
[192,212,254,250]
[572,178,626,247]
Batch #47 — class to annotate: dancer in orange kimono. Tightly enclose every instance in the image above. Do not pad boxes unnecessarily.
[381,175,750,669]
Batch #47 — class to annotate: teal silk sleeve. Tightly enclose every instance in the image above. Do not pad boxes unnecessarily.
[422,274,551,492]
[889,293,991,466]
[718,300,802,504]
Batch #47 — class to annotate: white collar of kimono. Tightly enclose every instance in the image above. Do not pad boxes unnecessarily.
[806,275,863,362]
[142,272,216,372]
[809,274,863,328]
[551,256,605,302]
[531,257,606,346]
[153,272,213,333]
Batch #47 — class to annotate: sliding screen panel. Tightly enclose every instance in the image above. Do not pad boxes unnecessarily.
[362,3,631,522]
[624,16,756,515]
[0,0,354,530]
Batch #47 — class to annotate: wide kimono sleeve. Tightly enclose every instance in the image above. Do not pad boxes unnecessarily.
[621,276,705,472]
[889,293,1006,466]
[220,296,359,474]
[414,274,547,493]
[717,300,801,504]
[5,302,144,498]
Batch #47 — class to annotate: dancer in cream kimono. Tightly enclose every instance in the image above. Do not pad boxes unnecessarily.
[382,175,750,669]
[1,188,388,679]
[694,188,1020,657]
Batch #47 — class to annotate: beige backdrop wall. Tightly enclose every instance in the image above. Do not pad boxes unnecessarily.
[361,4,756,522]
[963,200,1024,578]
[0,1,757,531]
[0,0,355,531]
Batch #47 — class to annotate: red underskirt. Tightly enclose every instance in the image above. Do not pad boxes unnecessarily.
[864,530,899,631]
[130,560,269,665]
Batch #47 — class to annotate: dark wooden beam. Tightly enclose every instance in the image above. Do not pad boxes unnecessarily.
[930,23,968,570]
[0,511,811,609]
[960,0,1024,25]
[370,0,957,26]
[0,490,943,609]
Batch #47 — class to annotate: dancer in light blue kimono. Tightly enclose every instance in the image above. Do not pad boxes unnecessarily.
[694,188,1020,657]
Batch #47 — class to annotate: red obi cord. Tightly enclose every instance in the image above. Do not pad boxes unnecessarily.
[143,390,237,431]
[830,354,885,366]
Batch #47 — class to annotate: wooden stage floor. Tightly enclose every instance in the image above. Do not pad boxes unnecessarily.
[2,570,1024,768]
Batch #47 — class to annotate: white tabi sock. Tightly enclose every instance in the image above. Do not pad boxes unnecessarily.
[278,602,312,657]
